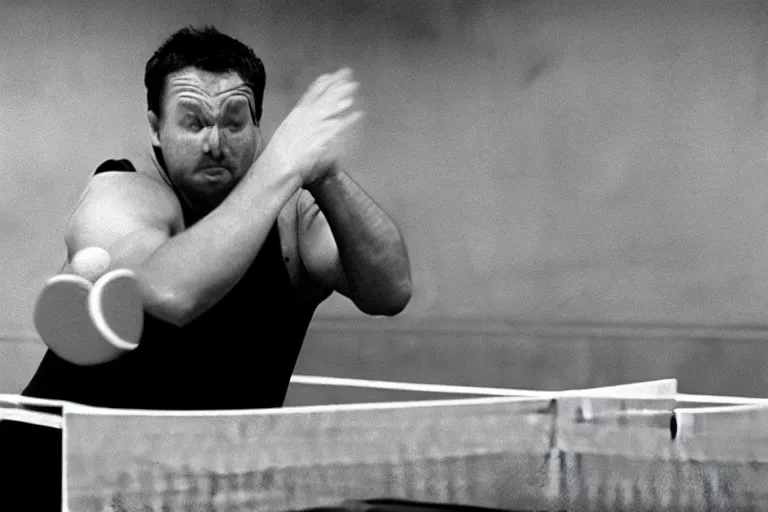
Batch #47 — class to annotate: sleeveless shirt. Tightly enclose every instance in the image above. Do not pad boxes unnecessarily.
[23,156,328,410]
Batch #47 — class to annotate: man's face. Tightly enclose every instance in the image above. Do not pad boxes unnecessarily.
[150,67,261,211]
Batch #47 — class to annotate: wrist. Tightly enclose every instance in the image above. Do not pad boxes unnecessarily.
[243,151,303,206]
[305,164,342,193]
[252,146,302,183]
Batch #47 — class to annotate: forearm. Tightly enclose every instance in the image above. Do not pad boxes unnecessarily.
[142,159,302,325]
[307,168,412,314]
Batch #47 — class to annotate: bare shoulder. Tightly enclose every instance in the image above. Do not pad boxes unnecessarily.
[78,150,183,226]
[77,170,182,230]
[64,156,184,262]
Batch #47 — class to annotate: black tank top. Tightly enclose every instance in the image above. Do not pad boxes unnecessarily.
[23,157,327,410]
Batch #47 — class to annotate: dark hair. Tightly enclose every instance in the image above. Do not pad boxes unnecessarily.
[144,26,266,122]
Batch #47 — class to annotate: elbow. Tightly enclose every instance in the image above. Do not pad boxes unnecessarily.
[168,299,199,327]
[144,288,200,328]
[380,297,410,317]
[387,278,412,316]
[384,255,413,316]
[359,277,412,317]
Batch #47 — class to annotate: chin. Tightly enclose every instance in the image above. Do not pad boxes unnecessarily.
[185,177,233,208]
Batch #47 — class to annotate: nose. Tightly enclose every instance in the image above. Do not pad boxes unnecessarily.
[202,125,221,159]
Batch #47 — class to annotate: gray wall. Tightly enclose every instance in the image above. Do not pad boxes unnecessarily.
[5,321,768,397]
[3,0,768,332]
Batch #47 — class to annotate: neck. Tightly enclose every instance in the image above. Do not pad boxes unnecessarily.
[150,145,218,225]
[181,191,223,224]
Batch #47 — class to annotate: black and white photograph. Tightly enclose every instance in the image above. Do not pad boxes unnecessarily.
[2,1,768,510]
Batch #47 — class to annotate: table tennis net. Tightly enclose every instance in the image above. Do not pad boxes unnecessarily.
[4,375,768,511]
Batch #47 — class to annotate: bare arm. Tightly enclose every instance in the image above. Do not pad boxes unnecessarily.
[65,68,361,327]
[66,163,301,327]
[299,167,412,316]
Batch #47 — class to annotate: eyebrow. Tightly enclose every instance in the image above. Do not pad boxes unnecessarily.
[174,98,208,114]
[174,96,251,116]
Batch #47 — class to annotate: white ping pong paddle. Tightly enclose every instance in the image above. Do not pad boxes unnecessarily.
[33,249,144,366]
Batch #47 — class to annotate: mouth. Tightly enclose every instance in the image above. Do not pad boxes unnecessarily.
[200,166,230,181]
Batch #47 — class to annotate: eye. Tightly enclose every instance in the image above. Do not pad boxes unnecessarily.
[181,114,205,132]
[228,120,245,132]
[187,118,203,131]
[225,114,247,132]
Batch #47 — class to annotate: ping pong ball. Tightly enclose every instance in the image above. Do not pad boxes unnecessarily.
[71,247,111,282]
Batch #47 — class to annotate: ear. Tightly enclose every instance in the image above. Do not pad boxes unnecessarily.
[147,111,161,147]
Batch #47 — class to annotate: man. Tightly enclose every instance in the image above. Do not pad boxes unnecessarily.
[1,24,410,510]
[22,25,412,411]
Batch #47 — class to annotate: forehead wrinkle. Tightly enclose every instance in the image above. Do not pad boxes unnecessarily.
[168,76,253,98]
[170,85,254,117]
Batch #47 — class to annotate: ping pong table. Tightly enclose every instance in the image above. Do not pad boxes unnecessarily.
[2,375,768,511]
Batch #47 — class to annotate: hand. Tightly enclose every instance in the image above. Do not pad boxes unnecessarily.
[262,67,364,187]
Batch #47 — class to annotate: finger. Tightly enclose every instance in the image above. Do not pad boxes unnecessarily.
[323,67,353,84]
[318,82,360,119]
[325,111,366,145]
[302,68,355,104]
[339,109,366,128]
[328,80,360,101]
[334,67,354,80]
[301,72,338,103]
[335,97,354,114]
[297,73,332,105]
